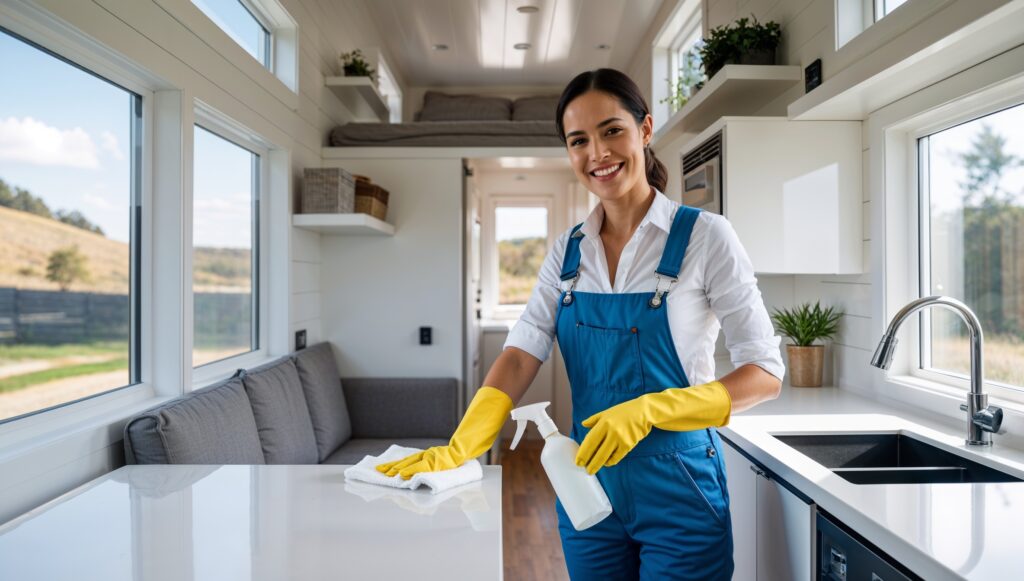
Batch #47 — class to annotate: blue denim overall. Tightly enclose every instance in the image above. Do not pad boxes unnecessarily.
[553,205,733,580]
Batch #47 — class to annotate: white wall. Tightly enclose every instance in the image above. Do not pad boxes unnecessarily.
[0,0,399,525]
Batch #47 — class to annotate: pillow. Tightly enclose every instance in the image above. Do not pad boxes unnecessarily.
[241,357,319,464]
[293,342,352,461]
[512,96,559,122]
[419,91,512,121]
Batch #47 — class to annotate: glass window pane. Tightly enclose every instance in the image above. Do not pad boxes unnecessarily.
[193,126,258,367]
[923,103,1024,389]
[496,206,548,306]
[192,0,270,67]
[0,28,138,422]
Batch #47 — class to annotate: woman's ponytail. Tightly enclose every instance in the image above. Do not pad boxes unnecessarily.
[644,144,668,193]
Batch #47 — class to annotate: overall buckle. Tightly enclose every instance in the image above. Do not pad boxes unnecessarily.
[562,273,580,306]
[648,273,677,309]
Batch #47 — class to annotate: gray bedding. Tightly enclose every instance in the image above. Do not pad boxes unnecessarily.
[329,120,563,147]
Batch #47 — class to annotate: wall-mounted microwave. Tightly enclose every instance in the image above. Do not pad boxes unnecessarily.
[681,131,722,214]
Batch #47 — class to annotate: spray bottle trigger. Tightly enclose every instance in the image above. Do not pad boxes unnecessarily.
[510,420,527,450]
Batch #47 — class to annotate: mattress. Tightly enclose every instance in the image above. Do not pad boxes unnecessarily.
[329,120,563,147]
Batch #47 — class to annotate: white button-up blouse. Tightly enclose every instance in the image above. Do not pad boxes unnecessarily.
[503,190,785,385]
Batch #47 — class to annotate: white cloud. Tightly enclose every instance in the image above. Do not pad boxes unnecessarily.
[0,116,99,169]
[100,131,125,161]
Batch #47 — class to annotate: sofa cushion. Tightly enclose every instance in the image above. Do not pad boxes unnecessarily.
[124,376,265,465]
[321,438,449,465]
[241,357,319,464]
[419,91,512,121]
[292,342,352,462]
[512,95,558,121]
[342,377,459,439]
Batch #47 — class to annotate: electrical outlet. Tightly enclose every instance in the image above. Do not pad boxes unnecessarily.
[419,326,432,345]
[295,329,307,350]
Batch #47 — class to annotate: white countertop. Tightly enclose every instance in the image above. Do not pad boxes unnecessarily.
[723,386,1024,580]
[0,465,502,581]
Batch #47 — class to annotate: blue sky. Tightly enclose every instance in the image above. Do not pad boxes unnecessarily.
[0,24,254,248]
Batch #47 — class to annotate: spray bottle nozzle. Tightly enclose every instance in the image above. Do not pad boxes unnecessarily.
[510,401,559,450]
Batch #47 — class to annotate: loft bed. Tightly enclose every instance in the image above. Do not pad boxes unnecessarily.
[329,91,563,148]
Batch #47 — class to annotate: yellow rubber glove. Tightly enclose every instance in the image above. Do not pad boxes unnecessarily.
[375,386,513,480]
[575,381,732,475]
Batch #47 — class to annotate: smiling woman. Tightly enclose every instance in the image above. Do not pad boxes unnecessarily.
[0,25,140,423]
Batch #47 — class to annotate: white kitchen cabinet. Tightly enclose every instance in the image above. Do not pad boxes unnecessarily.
[723,438,816,581]
[686,117,863,274]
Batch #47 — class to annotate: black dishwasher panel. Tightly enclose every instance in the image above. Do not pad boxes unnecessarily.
[817,512,921,581]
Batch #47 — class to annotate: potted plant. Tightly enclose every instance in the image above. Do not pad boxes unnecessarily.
[659,43,706,113]
[340,49,376,82]
[771,301,842,387]
[699,16,782,80]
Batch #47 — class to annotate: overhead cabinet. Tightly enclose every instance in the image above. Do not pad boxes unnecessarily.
[683,117,863,274]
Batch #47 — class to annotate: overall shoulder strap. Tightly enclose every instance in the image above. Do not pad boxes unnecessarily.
[559,223,585,281]
[655,205,702,279]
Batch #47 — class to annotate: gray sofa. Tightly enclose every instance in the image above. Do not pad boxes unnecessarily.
[123,342,457,465]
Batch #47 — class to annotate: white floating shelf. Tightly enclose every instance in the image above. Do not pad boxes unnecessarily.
[652,65,802,148]
[325,76,389,122]
[292,213,395,236]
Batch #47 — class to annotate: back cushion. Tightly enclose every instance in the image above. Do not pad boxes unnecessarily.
[293,342,352,461]
[419,91,512,121]
[241,357,319,464]
[124,376,265,465]
[512,96,559,122]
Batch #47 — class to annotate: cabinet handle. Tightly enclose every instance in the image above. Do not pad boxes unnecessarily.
[749,465,768,479]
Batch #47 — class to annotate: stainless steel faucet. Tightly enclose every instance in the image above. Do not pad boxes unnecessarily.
[870,295,1003,446]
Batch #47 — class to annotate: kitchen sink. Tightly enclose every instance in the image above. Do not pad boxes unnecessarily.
[773,433,1022,485]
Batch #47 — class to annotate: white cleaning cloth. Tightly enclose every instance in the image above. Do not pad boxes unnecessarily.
[343,444,483,495]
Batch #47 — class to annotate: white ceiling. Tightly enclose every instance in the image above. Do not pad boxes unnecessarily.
[360,0,665,86]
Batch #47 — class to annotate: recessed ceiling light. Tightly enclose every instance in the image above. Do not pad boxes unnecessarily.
[513,43,531,50]
[432,44,449,51]
[516,6,539,14]
[596,44,611,50]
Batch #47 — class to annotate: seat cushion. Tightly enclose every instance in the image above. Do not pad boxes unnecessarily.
[292,342,352,461]
[241,357,319,464]
[124,376,265,465]
[321,438,449,465]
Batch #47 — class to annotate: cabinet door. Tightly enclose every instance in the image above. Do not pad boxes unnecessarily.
[722,441,756,581]
[756,472,815,581]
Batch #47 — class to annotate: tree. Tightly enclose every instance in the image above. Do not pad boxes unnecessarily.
[46,246,90,291]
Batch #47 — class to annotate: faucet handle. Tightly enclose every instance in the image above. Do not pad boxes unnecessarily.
[960,403,1004,434]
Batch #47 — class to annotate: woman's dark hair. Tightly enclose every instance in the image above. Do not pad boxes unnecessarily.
[555,68,668,192]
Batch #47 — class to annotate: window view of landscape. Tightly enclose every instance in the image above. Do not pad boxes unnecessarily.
[924,103,1024,389]
[496,206,547,305]
[192,126,257,368]
[0,29,137,421]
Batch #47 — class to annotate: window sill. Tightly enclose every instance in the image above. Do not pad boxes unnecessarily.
[879,374,1024,449]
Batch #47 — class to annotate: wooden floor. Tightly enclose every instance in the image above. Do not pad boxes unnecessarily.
[500,439,571,581]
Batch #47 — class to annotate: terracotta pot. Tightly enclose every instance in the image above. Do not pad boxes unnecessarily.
[787,344,824,387]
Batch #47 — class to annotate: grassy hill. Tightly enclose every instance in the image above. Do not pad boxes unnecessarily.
[0,205,250,293]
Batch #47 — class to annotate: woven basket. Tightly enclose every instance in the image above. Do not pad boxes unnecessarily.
[355,180,389,221]
[302,167,354,213]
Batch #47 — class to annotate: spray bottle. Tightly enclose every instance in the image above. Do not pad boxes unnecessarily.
[510,402,612,531]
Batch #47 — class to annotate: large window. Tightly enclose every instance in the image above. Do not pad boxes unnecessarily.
[0,27,141,422]
[192,126,260,368]
[192,0,271,68]
[919,102,1024,391]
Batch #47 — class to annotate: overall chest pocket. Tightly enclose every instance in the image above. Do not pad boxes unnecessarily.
[568,322,646,393]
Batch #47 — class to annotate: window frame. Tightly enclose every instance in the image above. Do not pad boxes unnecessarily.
[910,99,1024,403]
[482,195,555,321]
[649,0,702,129]
[189,105,271,386]
[873,44,1024,420]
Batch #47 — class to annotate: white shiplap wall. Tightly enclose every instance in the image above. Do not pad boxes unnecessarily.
[0,0,400,525]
